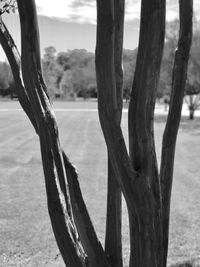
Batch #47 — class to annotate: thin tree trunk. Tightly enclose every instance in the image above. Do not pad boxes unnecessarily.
[105,159,122,267]
[105,1,124,266]
[128,0,165,266]
[189,108,194,119]
[17,2,87,262]
[160,1,193,266]
[95,0,141,220]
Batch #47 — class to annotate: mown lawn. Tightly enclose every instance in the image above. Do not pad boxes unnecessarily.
[0,100,200,266]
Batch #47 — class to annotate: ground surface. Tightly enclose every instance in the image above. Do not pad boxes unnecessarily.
[0,100,200,266]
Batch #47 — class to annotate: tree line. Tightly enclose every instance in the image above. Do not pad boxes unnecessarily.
[1,20,200,110]
[41,46,137,100]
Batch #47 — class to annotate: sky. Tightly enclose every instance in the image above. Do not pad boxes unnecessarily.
[0,0,200,61]
[35,0,200,23]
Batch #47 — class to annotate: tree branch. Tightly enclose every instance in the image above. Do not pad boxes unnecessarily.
[160,0,193,265]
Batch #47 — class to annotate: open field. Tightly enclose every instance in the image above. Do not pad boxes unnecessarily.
[0,100,200,266]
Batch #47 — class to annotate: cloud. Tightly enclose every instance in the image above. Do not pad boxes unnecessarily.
[36,0,200,24]
[35,0,141,23]
[166,3,179,21]
[69,0,94,8]
[36,0,73,18]
[125,0,141,21]
[68,1,96,24]
[36,0,96,24]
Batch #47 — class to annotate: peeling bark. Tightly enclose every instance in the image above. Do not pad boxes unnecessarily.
[16,1,87,262]
[15,0,109,266]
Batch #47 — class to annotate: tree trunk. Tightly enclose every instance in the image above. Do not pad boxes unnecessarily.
[17,2,87,262]
[95,0,165,266]
[105,159,122,267]
[1,0,193,266]
[128,0,165,266]
[160,1,193,266]
[189,106,195,119]
[105,1,124,266]
[16,1,110,266]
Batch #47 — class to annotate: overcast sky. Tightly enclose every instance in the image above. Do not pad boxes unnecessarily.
[35,0,200,22]
[0,0,200,61]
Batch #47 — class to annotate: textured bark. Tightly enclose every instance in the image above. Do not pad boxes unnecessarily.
[127,1,165,266]
[62,152,110,267]
[17,2,87,266]
[16,1,110,266]
[105,159,122,267]
[160,1,193,266]
[104,1,124,266]
[95,1,161,266]
[95,0,142,222]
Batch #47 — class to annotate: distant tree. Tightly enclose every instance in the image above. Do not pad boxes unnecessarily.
[160,18,200,119]
[59,69,75,99]
[1,1,193,267]
[43,46,56,62]
[0,61,13,89]
[184,30,200,119]
[42,46,63,98]
[56,49,96,98]
[56,51,70,70]
[87,84,97,98]
[185,81,200,119]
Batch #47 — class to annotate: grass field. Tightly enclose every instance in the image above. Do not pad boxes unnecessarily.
[0,100,200,267]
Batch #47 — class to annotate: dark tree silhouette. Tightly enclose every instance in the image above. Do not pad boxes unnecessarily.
[0,0,193,266]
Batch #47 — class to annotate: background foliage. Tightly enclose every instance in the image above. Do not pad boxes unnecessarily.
[1,20,200,102]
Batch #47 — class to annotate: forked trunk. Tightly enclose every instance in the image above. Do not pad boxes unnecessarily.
[1,0,193,266]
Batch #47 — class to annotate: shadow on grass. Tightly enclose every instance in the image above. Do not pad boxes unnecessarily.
[170,259,200,267]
